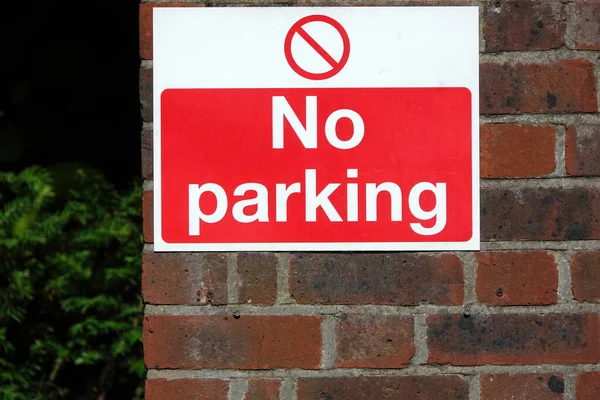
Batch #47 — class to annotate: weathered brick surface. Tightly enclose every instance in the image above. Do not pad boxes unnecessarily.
[335,314,414,368]
[142,128,152,180]
[142,189,153,243]
[483,0,565,52]
[139,2,201,60]
[566,125,600,176]
[480,124,556,178]
[244,378,280,400]
[144,315,322,369]
[571,252,600,303]
[237,252,277,305]
[480,373,564,400]
[577,372,600,400]
[427,313,599,365]
[289,253,463,305]
[476,251,558,305]
[139,66,152,122]
[145,378,229,400]
[573,2,600,50]
[141,2,600,398]
[480,61,597,114]
[296,376,469,399]
[481,187,600,241]
[142,251,228,305]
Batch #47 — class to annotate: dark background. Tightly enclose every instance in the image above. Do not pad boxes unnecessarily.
[0,1,141,186]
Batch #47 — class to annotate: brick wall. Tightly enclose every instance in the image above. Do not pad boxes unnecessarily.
[140,1,600,399]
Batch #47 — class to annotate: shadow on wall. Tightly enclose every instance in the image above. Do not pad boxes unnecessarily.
[0,1,142,187]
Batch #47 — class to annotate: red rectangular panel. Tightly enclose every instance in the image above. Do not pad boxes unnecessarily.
[160,88,472,245]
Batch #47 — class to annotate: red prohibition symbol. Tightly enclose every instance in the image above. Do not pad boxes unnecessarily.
[284,15,351,81]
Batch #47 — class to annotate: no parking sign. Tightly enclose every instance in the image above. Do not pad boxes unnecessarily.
[153,7,479,251]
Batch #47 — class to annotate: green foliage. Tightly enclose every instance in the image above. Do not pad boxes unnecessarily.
[0,165,144,400]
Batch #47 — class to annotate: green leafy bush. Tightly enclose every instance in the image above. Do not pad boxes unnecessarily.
[0,165,144,400]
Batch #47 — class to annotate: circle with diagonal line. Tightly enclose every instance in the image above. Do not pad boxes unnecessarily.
[284,14,351,81]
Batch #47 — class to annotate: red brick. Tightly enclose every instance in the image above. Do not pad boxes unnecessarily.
[566,125,600,176]
[297,376,468,399]
[573,2,600,50]
[571,252,600,303]
[481,60,597,114]
[139,3,202,60]
[481,63,514,115]
[577,372,600,400]
[427,313,599,365]
[244,378,280,400]
[481,186,600,241]
[483,0,565,52]
[142,251,228,305]
[289,253,463,305]
[140,66,152,122]
[481,373,564,399]
[142,128,152,180]
[144,315,321,369]
[476,251,558,306]
[143,189,153,243]
[481,124,556,178]
[145,378,229,400]
[335,314,414,368]
[237,252,277,305]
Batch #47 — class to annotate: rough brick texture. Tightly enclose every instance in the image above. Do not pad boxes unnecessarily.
[480,373,565,399]
[139,66,152,122]
[481,186,600,241]
[142,189,153,243]
[480,124,556,178]
[480,60,597,114]
[335,314,414,368]
[141,128,152,180]
[244,378,280,400]
[566,125,600,176]
[237,252,277,305]
[142,251,228,305]
[427,313,599,365]
[573,2,600,50]
[297,376,469,399]
[145,378,229,400]
[141,1,600,398]
[571,252,600,303]
[144,315,322,369]
[483,0,565,52]
[577,372,600,400]
[289,253,463,305]
[476,251,558,305]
